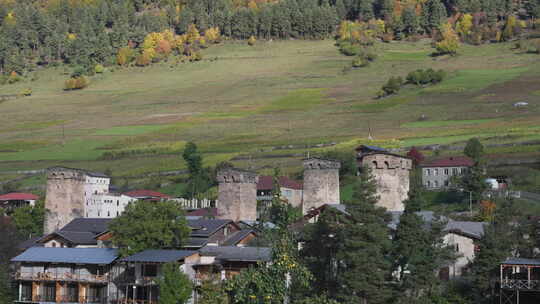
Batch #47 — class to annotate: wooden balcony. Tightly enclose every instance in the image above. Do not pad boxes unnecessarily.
[115,298,157,304]
[14,272,109,284]
[500,279,540,291]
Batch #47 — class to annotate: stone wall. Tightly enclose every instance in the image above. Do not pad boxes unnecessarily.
[44,168,86,234]
[362,154,412,212]
[216,168,258,222]
[302,158,341,214]
[444,232,475,277]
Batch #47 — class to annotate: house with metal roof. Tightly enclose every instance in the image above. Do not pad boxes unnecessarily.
[0,192,38,212]
[500,257,540,303]
[11,247,119,304]
[256,176,304,211]
[420,156,474,189]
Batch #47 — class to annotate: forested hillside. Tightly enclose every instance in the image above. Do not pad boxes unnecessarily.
[0,0,539,75]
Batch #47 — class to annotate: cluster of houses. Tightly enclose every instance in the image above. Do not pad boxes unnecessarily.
[9,144,524,304]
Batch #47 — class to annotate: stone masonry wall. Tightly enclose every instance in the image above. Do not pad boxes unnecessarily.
[362,154,412,212]
[44,168,86,234]
[216,169,258,222]
[302,158,341,214]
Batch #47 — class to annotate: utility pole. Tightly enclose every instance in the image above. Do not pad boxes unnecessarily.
[469,191,473,217]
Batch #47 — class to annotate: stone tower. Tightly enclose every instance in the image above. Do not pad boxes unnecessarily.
[44,167,110,234]
[359,153,412,212]
[216,168,258,222]
[302,158,341,215]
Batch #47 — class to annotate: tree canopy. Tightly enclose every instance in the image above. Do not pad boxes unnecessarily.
[109,200,191,256]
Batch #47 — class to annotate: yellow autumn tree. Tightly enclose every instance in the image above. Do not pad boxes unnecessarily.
[116,47,134,66]
[502,15,517,41]
[435,22,460,55]
[204,27,221,43]
[186,24,200,44]
[455,14,473,39]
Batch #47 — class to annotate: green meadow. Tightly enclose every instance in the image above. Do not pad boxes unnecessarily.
[1,39,539,182]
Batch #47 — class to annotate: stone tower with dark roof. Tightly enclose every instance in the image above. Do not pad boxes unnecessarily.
[302,158,341,215]
[216,168,258,222]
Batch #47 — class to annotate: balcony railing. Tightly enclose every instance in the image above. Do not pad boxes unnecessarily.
[14,272,109,283]
[16,295,108,303]
[115,298,158,304]
[116,275,160,286]
[501,279,540,290]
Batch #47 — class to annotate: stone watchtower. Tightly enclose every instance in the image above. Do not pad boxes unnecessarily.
[44,167,87,234]
[359,153,412,212]
[216,168,259,222]
[302,158,341,215]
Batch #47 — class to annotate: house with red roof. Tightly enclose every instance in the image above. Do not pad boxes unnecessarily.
[420,156,474,189]
[0,192,38,212]
[256,176,303,210]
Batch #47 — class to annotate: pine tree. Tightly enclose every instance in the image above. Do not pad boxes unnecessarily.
[335,167,393,304]
[157,262,193,304]
[422,0,447,33]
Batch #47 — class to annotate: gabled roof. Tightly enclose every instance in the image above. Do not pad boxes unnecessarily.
[421,156,474,168]
[17,236,44,251]
[60,218,112,235]
[120,250,198,263]
[188,219,234,237]
[257,176,303,191]
[0,192,39,201]
[199,246,271,262]
[11,247,118,264]
[184,238,209,249]
[123,190,171,199]
[38,231,97,246]
[222,230,255,246]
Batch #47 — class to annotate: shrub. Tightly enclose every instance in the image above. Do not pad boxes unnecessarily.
[117,47,135,66]
[94,64,105,74]
[20,88,32,96]
[247,35,256,46]
[406,69,445,85]
[379,76,403,97]
[135,52,152,67]
[337,40,361,56]
[7,71,22,84]
[64,76,88,91]
[191,51,203,61]
[434,22,460,56]
[352,56,369,68]
[70,66,86,78]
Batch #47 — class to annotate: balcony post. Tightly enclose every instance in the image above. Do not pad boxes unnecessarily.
[500,264,503,286]
[18,282,22,301]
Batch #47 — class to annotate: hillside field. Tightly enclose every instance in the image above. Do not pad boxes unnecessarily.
[1,39,539,188]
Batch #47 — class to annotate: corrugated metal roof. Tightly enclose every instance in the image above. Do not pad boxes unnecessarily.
[60,218,111,235]
[222,230,255,246]
[0,192,39,201]
[41,231,98,245]
[184,238,209,248]
[11,247,118,264]
[200,246,271,262]
[188,219,233,237]
[121,250,198,263]
[502,258,540,266]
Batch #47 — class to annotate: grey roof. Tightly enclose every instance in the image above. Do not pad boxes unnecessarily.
[121,250,198,263]
[359,145,388,152]
[388,211,486,239]
[188,219,233,237]
[502,258,540,266]
[17,236,44,250]
[60,218,112,235]
[11,247,118,264]
[239,220,276,230]
[184,238,209,248]
[199,246,271,262]
[48,166,109,178]
[222,230,255,246]
[40,231,97,245]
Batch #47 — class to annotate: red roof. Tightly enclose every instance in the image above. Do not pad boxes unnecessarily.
[257,176,303,191]
[0,192,39,201]
[421,156,474,168]
[187,208,218,217]
[123,190,171,199]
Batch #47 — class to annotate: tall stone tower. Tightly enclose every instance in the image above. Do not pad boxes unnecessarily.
[216,168,258,222]
[302,158,341,215]
[359,153,412,212]
[44,167,110,234]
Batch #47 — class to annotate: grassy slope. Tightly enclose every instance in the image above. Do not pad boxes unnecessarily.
[1,39,539,182]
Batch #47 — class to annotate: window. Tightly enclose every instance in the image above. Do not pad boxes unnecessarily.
[97,211,100,217]
[426,169,431,176]
[434,180,439,187]
[107,211,110,217]
[117,200,119,206]
[427,181,431,188]
[434,169,439,176]
[444,169,449,175]
[116,211,119,216]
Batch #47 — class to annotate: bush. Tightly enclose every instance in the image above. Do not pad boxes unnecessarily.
[64,76,88,91]
[352,56,369,68]
[247,35,256,46]
[406,69,445,85]
[378,76,403,98]
[94,64,105,74]
[434,22,460,56]
[7,71,22,84]
[70,66,86,78]
[337,40,361,56]
[135,53,152,67]
[20,88,32,96]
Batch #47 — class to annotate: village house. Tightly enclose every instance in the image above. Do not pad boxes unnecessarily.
[0,192,38,212]
[256,175,304,210]
[11,247,119,304]
[421,156,474,189]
